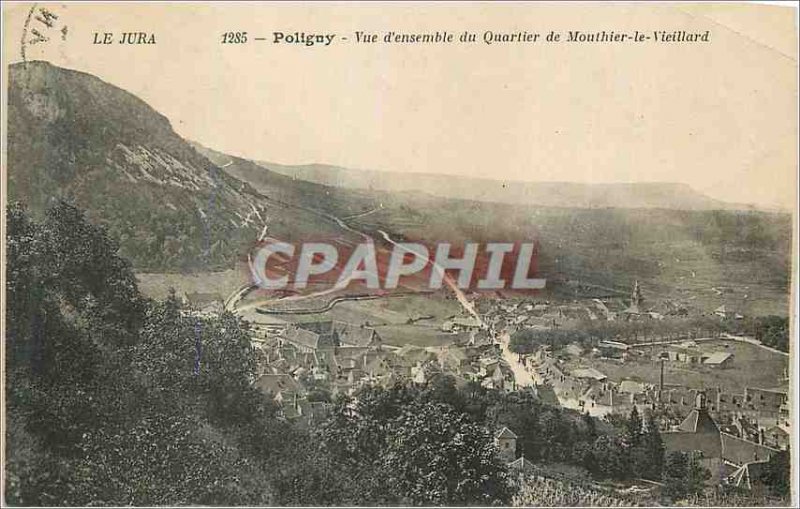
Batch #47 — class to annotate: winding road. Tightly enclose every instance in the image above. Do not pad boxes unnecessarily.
[225,201,480,322]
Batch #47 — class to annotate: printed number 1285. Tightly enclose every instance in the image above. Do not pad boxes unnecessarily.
[221,32,247,44]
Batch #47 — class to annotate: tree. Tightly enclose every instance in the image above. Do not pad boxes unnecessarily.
[382,400,512,506]
[4,202,276,506]
[71,410,270,506]
[133,293,258,426]
[756,449,790,498]
[625,406,643,445]
[582,411,597,440]
[590,435,630,480]
[662,451,710,501]
[630,413,665,480]
[318,384,513,505]
[573,441,597,474]
[750,316,789,352]
[509,329,539,354]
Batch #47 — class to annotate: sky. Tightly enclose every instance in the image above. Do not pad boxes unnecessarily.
[3,2,798,210]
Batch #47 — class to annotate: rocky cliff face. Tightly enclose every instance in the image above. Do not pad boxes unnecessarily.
[7,61,347,270]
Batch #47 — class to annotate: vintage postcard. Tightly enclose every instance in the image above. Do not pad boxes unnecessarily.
[1,1,797,507]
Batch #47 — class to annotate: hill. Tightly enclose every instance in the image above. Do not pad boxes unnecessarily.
[7,62,792,315]
[202,147,792,316]
[7,61,357,271]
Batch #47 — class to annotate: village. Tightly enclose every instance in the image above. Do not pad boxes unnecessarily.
[179,278,790,493]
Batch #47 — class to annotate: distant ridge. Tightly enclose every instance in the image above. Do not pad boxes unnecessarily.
[255,160,757,211]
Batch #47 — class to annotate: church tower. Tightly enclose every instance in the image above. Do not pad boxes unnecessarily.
[630,280,643,312]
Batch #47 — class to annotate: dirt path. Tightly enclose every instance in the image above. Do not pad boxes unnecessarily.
[499,331,534,387]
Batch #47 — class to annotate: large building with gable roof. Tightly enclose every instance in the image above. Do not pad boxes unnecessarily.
[662,392,781,486]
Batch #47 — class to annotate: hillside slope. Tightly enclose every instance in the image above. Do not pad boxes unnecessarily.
[203,148,793,316]
[7,61,354,271]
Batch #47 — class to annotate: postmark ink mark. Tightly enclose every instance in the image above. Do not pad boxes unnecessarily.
[20,3,68,62]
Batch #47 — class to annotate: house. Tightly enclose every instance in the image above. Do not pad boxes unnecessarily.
[469,330,494,347]
[703,352,734,368]
[744,387,787,415]
[507,455,538,476]
[254,373,305,404]
[251,321,287,337]
[299,320,382,349]
[714,305,742,319]
[663,392,781,485]
[722,414,760,443]
[619,380,646,395]
[565,343,584,357]
[662,393,724,481]
[571,367,607,383]
[397,344,436,365]
[411,361,441,385]
[764,426,790,450]
[664,346,704,364]
[489,364,515,391]
[363,356,392,380]
[598,340,629,359]
[280,321,382,352]
[533,382,560,406]
[579,384,632,417]
[279,325,334,353]
[442,316,483,332]
[494,427,517,462]
[437,346,470,373]
[478,357,500,377]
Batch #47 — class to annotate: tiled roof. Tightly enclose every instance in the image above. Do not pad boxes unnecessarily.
[300,320,379,347]
[677,408,719,434]
[254,374,303,396]
[572,367,607,381]
[282,327,321,349]
[703,352,733,365]
[619,380,646,394]
[495,426,518,439]
[663,430,722,458]
[535,384,560,406]
[451,317,483,327]
[508,456,537,473]
[397,344,436,364]
[721,433,778,466]
[335,324,377,347]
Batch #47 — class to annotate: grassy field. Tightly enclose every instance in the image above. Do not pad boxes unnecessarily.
[563,339,788,394]
[257,292,466,347]
[375,324,463,348]
[251,292,461,325]
[136,269,247,300]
